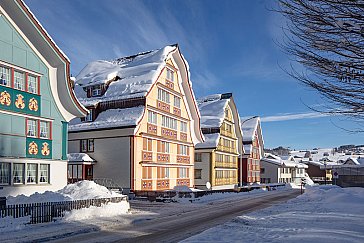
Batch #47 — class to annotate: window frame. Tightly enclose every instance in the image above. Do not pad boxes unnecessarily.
[27,119,38,137]
[26,163,38,184]
[174,96,181,108]
[13,163,25,184]
[148,110,157,124]
[0,162,10,185]
[0,65,11,87]
[28,75,38,94]
[91,85,102,97]
[166,68,174,82]
[39,121,49,139]
[14,70,25,91]
[39,164,49,183]
[194,169,202,179]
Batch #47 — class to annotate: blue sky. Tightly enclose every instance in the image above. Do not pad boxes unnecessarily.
[24,0,363,149]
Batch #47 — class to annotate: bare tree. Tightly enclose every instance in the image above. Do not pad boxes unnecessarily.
[278,0,364,121]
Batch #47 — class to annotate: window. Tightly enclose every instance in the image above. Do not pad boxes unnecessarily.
[81,139,94,152]
[216,170,223,179]
[39,121,49,139]
[161,115,177,130]
[158,88,170,103]
[144,138,153,151]
[81,140,88,152]
[0,66,10,87]
[69,164,82,179]
[180,121,187,133]
[13,163,24,184]
[86,109,93,122]
[148,110,157,124]
[260,168,265,174]
[39,164,49,183]
[27,119,37,137]
[179,145,188,155]
[88,139,94,152]
[166,68,174,81]
[91,85,101,97]
[27,163,37,183]
[28,75,38,94]
[157,167,170,179]
[0,162,10,185]
[14,71,25,91]
[174,96,181,108]
[194,169,202,179]
[142,167,152,179]
[195,153,202,162]
[161,141,170,153]
[178,168,188,178]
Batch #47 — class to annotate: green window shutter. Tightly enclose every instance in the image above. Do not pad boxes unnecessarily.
[62,121,68,160]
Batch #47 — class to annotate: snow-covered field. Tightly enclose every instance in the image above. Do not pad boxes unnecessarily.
[182,185,364,243]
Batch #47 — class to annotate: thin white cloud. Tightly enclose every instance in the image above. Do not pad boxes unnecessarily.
[260,112,328,122]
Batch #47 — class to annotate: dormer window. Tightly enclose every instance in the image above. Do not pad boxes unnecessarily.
[91,85,102,97]
[166,68,174,82]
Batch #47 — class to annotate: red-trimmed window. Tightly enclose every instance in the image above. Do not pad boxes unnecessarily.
[0,66,11,87]
[28,75,38,94]
[26,119,51,139]
[27,119,37,137]
[14,71,25,91]
[0,63,40,95]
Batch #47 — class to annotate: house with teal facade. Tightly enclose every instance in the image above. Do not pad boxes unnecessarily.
[0,0,88,196]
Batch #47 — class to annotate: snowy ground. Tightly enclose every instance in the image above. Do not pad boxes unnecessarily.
[0,186,283,242]
[182,185,364,243]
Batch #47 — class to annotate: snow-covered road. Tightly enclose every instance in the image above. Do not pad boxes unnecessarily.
[50,189,300,243]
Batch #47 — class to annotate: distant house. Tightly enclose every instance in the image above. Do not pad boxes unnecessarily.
[67,153,96,183]
[68,45,204,193]
[332,157,364,187]
[0,0,88,196]
[194,93,243,190]
[260,154,307,184]
[301,160,332,184]
[241,116,264,185]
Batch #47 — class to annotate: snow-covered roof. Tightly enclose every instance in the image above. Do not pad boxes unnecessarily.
[67,153,96,163]
[195,133,220,149]
[197,94,229,128]
[244,144,253,155]
[74,45,177,107]
[69,106,144,132]
[261,155,308,168]
[241,116,260,142]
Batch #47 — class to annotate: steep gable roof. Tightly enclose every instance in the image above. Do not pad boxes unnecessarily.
[74,45,177,106]
[1,0,88,120]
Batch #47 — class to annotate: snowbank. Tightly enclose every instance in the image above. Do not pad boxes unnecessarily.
[7,180,123,205]
[64,201,130,221]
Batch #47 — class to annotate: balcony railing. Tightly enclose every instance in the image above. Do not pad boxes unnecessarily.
[157,153,170,162]
[217,145,236,153]
[177,179,190,187]
[161,127,177,140]
[147,123,157,135]
[142,151,153,161]
[215,162,237,168]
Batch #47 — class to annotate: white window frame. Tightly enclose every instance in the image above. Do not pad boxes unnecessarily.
[174,96,181,108]
[13,163,25,184]
[162,141,170,153]
[14,71,25,91]
[180,145,188,155]
[180,121,187,132]
[0,66,11,87]
[158,88,170,104]
[26,163,37,184]
[0,162,10,185]
[166,68,174,82]
[27,119,37,137]
[148,110,157,124]
[28,75,38,94]
[39,121,49,139]
[179,168,187,178]
[91,85,101,97]
[39,164,49,183]
[86,109,93,122]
